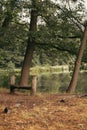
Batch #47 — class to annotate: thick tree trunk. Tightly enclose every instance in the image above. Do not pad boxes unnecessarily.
[19,42,35,86]
[66,27,87,93]
[19,9,37,86]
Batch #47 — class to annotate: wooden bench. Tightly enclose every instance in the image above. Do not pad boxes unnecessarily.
[10,75,37,95]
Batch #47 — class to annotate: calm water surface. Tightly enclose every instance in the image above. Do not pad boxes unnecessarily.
[36,72,87,94]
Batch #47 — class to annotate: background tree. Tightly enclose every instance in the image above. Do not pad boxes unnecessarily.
[0,0,28,68]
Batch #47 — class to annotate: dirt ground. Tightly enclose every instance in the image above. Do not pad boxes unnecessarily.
[0,89,87,130]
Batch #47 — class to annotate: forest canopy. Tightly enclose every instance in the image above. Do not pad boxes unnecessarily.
[0,0,87,68]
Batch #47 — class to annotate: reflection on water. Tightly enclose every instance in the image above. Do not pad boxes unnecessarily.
[37,73,71,93]
[36,72,87,94]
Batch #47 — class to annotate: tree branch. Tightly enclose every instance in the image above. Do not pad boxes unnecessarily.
[55,4,84,33]
[36,42,78,56]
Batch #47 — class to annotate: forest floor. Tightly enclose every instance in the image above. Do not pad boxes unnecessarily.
[0,89,87,130]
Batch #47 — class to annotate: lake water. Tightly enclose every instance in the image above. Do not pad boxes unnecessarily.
[36,72,87,94]
[0,71,87,94]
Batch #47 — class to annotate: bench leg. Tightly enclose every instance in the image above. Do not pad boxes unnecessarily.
[31,76,37,95]
[10,85,15,94]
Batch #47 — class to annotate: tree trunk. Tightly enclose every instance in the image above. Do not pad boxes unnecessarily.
[2,0,17,28]
[66,27,87,93]
[19,9,37,86]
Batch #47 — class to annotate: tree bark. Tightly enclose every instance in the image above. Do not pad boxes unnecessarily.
[66,27,87,93]
[19,9,37,86]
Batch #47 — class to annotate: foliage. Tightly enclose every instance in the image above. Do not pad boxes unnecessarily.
[0,0,87,68]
